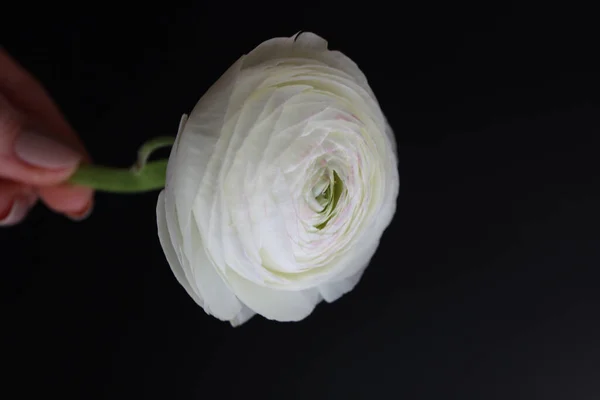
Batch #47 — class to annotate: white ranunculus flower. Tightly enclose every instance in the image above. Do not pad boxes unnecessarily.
[156,32,399,326]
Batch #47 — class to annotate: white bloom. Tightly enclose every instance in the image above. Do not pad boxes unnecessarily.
[156,32,399,326]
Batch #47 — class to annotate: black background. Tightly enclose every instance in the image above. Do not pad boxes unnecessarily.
[2,2,600,399]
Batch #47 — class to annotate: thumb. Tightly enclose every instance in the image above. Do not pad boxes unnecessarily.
[0,92,83,186]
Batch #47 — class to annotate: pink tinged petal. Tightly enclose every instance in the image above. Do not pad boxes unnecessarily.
[227,270,322,322]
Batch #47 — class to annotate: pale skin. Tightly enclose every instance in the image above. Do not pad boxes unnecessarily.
[0,49,94,226]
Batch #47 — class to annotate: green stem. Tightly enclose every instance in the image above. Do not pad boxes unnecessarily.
[133,136,177,173]
[67,137,175,193]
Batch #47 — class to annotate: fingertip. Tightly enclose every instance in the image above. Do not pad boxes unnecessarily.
[38,184,94,221]
[0,188,37,227]
[0,91,87,186]
[14,128,83,170]
[65,196,94,221]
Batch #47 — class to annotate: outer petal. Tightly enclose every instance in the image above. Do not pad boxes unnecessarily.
[160,189,249,325]
[167,58,243,232]
[156,191,204,307]
[230,305,256,327]
[318,269,366,303]
[242,32,376,101]
[162,115,208,304]
[184,220,243,321]
[227,270,322,322]
[241,32,328,70]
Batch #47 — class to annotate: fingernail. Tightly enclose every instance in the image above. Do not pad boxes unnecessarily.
[0,193,37,227]
[14,129,82,170]
[66,199,94,221]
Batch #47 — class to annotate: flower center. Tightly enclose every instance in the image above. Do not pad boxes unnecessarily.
[313,170,343,230]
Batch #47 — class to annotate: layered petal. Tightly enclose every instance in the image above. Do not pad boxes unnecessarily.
[169,58,243,231]
[157,191,204,307]
[319,268,366,303]
[227,269,322,322]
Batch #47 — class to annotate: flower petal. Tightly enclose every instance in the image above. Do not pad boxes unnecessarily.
[318,269,366,303]
[185,219,243,321]
[169,58,244,232]
[241,32,328,70]
[242,32,376,102]
[230,305,256,327]
[156,191,204,307]
[227,270,322,322]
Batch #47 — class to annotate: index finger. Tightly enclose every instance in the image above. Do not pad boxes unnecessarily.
[0,48,89,156]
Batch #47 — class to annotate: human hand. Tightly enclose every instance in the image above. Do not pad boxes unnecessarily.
[0,48,94,226]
